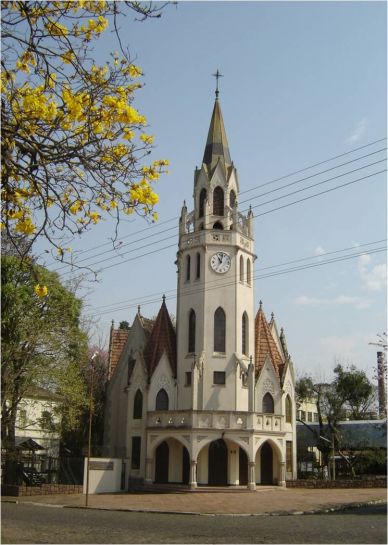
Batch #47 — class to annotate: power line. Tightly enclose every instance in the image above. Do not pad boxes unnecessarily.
[88,238,387,312]
[48,137,386,268]
[59,165,386,276]
[84,244,387,318]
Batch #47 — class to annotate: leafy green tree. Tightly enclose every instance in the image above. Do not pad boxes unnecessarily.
[1,255,88,482]
[333,364,375,420]
[296,364,376,478]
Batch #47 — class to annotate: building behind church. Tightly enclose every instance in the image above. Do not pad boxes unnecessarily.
[103,89,297,488]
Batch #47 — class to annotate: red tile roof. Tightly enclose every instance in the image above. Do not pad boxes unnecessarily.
[144,299,177,380]
[108,328,129,379]
[254,303,284,379]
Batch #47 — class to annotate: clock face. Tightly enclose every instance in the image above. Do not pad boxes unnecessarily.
[210,251,231,274]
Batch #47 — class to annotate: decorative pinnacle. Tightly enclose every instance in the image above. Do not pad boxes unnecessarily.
[259,300,263,309]
[271,312,274,319]
[212,69,224,99]
[137,305,141,314]
[162,294,166,303]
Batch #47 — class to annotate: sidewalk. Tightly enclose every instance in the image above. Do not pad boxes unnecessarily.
[2,487,386,515]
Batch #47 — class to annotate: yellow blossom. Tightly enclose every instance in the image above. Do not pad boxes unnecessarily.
[15,217,35,235]
[129,65,142,78]
[140,133,154,145]
[34,284,48,297]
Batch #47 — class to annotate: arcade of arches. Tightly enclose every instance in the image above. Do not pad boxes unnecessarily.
[151,437,282,487]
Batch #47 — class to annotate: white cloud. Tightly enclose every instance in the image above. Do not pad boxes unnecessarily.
[319,335,358,363]
[314,245,326,256]
[358,254,387,291]
[294,294,371,309]
[346,118,367,143]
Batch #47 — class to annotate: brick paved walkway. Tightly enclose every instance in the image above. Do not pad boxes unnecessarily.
[2,487,386,515]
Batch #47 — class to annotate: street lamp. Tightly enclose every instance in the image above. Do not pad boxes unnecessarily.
[85,351,98,507]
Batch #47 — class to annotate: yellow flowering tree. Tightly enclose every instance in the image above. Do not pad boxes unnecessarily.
[1,1,169,266]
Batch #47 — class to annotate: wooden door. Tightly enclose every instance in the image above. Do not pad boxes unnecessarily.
[208,439,227,485]
[182,447,190,484]
[260,442,273,485]
[239,447,248,485]
[155,441,169,483]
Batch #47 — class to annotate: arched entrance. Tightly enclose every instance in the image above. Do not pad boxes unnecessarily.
[155,441,169,483]
[182,447,190,485]
[239,447,248,485]
[208,439,227,485]
[260,442,273,485]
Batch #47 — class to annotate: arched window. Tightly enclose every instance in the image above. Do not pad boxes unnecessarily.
[285,395,292,423]
[214,307,226,352]
[230,189,236,209]
[240,255,244,282]
[196,252,200,279]
[213,186,224,216]
[263,392,274,414]
[199,188,207,218]
[242,312,248,355]
[188,309,196,353]
[156,389,169,411]
[186,255,191,282]
[213,221,223,230]
[133,389,143,419]
[247,259,251,285]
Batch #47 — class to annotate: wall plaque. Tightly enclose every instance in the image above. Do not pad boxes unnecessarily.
[89,461,114,471]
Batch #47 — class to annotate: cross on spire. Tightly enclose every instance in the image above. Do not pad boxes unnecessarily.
[212,69,224,99]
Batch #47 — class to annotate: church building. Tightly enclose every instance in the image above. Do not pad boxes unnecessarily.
[103,88,297,489]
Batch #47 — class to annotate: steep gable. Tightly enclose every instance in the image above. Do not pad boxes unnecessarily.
[144,297,177,380]
[108,326,130,379]
[254,302,284,380]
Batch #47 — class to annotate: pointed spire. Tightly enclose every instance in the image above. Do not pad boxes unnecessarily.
[202,97,232,173]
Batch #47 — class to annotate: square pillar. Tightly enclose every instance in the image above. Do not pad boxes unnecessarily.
[248,461,256,490]
[189,460,197,489]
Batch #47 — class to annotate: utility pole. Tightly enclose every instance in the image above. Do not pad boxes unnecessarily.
[85,352,98,507]
[369,333,387,419]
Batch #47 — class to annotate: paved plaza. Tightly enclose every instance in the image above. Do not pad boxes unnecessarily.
[2,486,386,515]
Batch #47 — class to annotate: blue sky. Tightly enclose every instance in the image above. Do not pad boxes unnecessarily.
[48,1,387,381]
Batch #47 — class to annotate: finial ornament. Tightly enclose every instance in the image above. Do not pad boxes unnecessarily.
[271,312,274,319]
[259,300,263,309]
[212,69,224,99]
[162,294,166,303]
[137,305,141,314]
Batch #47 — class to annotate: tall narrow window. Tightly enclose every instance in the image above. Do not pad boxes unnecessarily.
[131,437,141,469]
[285,395,292,423]
[242,312,248,355]
[263,392,274,413]
[199,188,207,218]
[196,252,200,279]
[214,307,226,352]
[247,259,251,285]
[286,441,293,473]
[133,389,143,419]
[156,389,169,411]
[188,309,196,353]
[186,255,191,282]
[239,255,244,282]
[213,186,224,216]
[230,189,236,209]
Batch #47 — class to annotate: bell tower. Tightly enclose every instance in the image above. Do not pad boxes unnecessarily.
[176,86,255,413]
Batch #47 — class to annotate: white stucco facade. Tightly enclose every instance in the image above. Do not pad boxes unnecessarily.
[103,94,297,491]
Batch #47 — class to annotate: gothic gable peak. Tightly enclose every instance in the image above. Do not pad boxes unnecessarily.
[144,297,177,380]
[254,302,285,380]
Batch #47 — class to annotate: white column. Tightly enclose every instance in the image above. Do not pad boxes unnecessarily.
[248,358,255,412]
[145,458,153,484]
[189,460,197,489]
[248,461,256,490]
[279,461,286,487]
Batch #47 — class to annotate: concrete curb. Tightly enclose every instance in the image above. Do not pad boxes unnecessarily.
[2,498,386,517]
